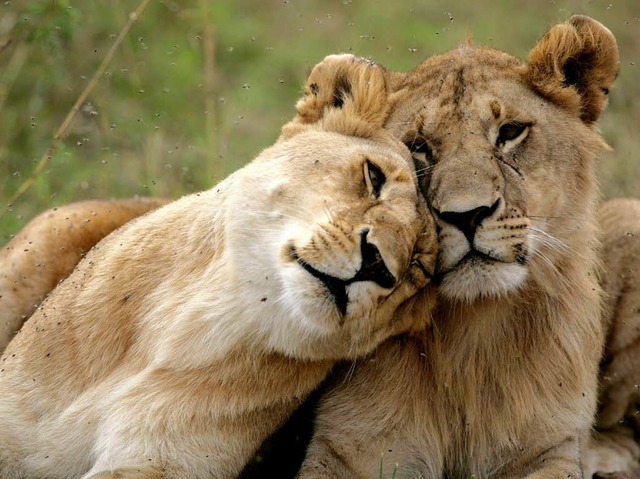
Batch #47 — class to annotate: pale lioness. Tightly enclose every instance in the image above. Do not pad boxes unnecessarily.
[294,15,619,478]
[0,61,437,479]
[0,197,169,354]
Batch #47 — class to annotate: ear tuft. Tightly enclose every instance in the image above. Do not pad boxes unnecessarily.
[291,54,391,129]
[528,15,619,124]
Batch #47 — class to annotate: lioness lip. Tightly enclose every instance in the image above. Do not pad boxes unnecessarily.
[289,236,397,318]
[293,252,349,316]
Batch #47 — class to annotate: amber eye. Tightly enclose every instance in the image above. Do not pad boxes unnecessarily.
[497,122,529,146]
[365,160,385,198]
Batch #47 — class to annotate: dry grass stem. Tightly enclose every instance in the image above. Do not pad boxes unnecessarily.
[0,0,153,218]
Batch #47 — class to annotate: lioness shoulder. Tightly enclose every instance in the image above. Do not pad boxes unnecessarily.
[0,197,169,354]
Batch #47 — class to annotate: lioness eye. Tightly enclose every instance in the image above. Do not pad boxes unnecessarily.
[497,122,529,145]
[365,161,385,198]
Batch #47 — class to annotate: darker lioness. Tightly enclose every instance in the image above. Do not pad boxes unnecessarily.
[296,15,618,478]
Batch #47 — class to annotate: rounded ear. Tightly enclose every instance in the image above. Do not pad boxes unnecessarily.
[292,54,393,128]
[528,15,619,124]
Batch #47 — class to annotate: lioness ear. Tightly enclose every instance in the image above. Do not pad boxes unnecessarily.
[292,54,393,128]
[528,15,619,124]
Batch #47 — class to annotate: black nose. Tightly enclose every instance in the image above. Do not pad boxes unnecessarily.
[352,229,396,289]
[437,200,499,243]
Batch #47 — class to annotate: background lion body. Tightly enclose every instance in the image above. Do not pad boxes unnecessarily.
[584,198,640,475]
[0,198,169,354]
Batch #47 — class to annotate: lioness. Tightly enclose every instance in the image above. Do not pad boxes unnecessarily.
[0,197,169,354]
[294,15,619,478]
[0,61,437,478]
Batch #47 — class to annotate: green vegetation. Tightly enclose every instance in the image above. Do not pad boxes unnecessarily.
[1,0,638,242]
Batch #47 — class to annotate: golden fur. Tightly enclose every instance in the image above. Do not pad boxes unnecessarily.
[296,15,620,478]
[0,198,169,354]
[1,16,636,479]
[0,61,437,479]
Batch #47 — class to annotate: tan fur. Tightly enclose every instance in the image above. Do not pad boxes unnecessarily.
[297,15,619,478]
[584,198,640,476]
[0,16,634,479]
[0,198,169,354]
[0,60,437,479]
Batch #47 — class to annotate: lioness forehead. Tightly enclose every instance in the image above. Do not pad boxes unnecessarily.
[392,46,528,118]
[289,130,413,170]
[388,45,536,138]
[402,45,525,90]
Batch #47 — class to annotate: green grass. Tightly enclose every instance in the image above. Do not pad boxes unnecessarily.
[1,0,638,243]
[378,453,398,479]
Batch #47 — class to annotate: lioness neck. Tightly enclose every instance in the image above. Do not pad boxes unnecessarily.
[427,252,604,461]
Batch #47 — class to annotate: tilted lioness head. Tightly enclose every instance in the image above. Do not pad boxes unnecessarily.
[232,108,437,360]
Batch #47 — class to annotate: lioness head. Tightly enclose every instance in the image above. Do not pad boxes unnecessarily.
[296,16,618,302]
[228,57,437,360]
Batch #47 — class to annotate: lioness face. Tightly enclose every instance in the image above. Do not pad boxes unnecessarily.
[228,130,436,358]
[387,46,605,302]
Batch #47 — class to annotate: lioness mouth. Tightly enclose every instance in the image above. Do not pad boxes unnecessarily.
[295,257,350,316]
[291,233,396,317]
[441,249,509,277]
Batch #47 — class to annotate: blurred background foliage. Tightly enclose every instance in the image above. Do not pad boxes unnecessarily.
[0,0,638,242]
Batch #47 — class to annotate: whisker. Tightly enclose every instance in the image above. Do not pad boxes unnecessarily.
[530,249,573,291]
[527,228,570,250]
[526,227,585,259]
[413,165,435,175]
[382,120,416,128]
[529,215,586,222]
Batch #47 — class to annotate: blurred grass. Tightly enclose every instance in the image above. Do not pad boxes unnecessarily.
[1,0,638,243]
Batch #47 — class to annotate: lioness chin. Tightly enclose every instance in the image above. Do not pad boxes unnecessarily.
[295,15,619,478]
[0,61,437,478]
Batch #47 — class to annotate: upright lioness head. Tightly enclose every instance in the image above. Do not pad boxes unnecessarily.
[390,15,618,301]
[296,15,618,302]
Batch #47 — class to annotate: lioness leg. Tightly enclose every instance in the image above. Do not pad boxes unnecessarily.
[584,430,640,477]
[297,339,444,479]
[496,436,583,479]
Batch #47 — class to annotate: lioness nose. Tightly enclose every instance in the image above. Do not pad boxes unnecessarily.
[352,229,396,289]
[437,200,499,243]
